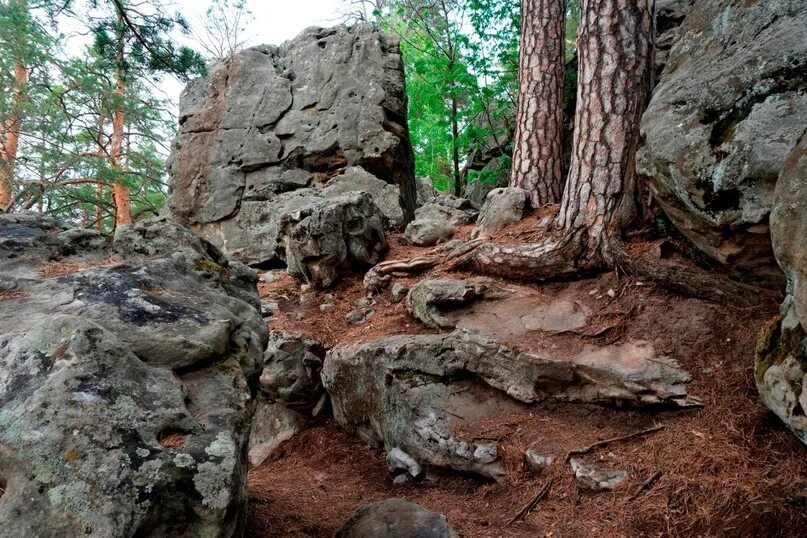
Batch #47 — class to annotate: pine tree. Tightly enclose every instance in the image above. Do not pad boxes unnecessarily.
[509,0,566,207]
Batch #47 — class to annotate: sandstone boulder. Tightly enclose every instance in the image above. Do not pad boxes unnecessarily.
[636,0,807,285]
[322,330,697,478]
[403,219,454,247]
[335,498,458,538]
[471,187,526,239]
[167,24,415,266]
[756,131,807,444]
[0,215,267,537]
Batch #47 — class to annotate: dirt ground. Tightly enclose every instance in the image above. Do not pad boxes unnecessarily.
[247,229,807,537]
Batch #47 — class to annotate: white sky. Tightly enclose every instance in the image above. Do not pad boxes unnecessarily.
[62,0,345,110]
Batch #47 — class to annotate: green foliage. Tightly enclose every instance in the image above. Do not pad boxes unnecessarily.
[0,1,205,231]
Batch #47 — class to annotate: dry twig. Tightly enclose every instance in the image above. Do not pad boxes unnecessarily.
[629,470,663,501]
[563,424,665,463]
[507,479,553,526]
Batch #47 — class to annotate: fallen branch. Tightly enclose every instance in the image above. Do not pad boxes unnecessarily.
[563,424,665,463]
[507,478,553,526]
[628,470,662,501]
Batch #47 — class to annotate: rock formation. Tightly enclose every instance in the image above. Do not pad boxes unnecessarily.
[756,131,807,444]
[0,215,267,536]
[637,0,807,285]
[167,24,415,276]
[334,498,458,538]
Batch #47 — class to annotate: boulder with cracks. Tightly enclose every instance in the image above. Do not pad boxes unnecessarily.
[0,215,268,537]
[322,330,698,479]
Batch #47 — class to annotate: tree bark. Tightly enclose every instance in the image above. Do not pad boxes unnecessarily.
[509,0,566,207]
[110,23,132,228]
[0,56,28,210]
[468,0,654,279]
[556,0,654,262]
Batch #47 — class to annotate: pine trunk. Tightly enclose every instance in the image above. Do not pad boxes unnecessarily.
[0,61,28,210]
[556,0,654,263]
[509,0,566,207]
[110,34,132,227]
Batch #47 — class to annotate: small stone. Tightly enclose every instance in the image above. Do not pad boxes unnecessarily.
[346,308,373,325]
[387,447,423,479]
[589,289,599,295]
[569,458,628,491]
[324,293,335,302]
[392,474,409,485]
[260,301,279,316]
[300,284,311,293]
[260,271,281,283]
[524,449,553,474]
[607,289,616,298]
[320,303,334,313]
[390,283,409,303]
[356,297,372,308]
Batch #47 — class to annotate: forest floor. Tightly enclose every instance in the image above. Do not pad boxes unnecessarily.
[246,221,807,537]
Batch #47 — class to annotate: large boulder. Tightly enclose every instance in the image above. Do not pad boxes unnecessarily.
[756,131,807,444]
[167,24,416,266]
[0,215,268,537]
[322,330,697,478]
[414,195,478,227]
[636,0,807,285]
[335,499,458,538]
[470,187,526,239]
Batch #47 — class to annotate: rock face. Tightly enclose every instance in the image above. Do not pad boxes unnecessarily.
[636,0,807,285]
[471,187,526,239]
[756,131,807,444]
[414,195,478,227]
[260,331,328,412]
[406,279,487,329]
[335,498,458,538]
[167,24,415,269]
[0,215,267,537]
[322,330,697,479]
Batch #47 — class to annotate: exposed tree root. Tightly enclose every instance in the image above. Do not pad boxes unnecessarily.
[507,478,553,526]
[563,424,665,463]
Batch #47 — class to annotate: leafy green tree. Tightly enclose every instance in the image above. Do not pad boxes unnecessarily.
[87,0,205,227]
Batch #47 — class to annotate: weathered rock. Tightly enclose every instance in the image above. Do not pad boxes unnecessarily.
[322,330,697,478]
[414,195,478,227]
[524,450,553,475]
[462,179,497,211]
[390,283,409,303]
[167,24,416,266]
[637,0,807,285]
[334,498,458,538]
[406,279,487,329]
[471,187,526,239]
[387,447,423,481]
[280,191,388,288]
[654,0,696,77]
[0,215,268,537]
[260,331,328,412]
[403,219,454,247]
[415,176,436,206]
[570,458,628,491]
[248,396,309,467]
[321,166,405,229]
[756,131,807,444]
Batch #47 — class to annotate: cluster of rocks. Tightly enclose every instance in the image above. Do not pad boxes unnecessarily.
[0,215,268,536]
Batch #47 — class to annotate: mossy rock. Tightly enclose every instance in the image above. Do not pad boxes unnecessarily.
[754,316,806,384]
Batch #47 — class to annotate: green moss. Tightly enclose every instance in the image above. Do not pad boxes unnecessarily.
[194,259,228,278]
[755,316,807,383]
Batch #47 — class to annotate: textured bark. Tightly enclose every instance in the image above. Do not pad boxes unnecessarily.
[509,0,566,207]
[556,0,654,262]
[0,61,28,210]
[110,29,132,227]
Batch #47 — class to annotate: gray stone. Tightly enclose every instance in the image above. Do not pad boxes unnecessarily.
[471,187,526,239]
[279,191,387,288]
[390,283,409,303]
[346,308,373,325]
[406,279,487,329]
[321,166,405,229]
[248,396,309,467]
[404,219,455,246]
[387,448,423,480]
[756,131,807,445]
[322,330,697,479]
[261,331,328,412]
[463,179,496,211]
[416,176,436,206]
[167,24,416,266]
[414,195,478,227]
[335,498,458,538]
[0,214,268,537]
[569,458,628,491]
[524,450,553,474]
[261,300,279,316]
[636,0,807,285]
